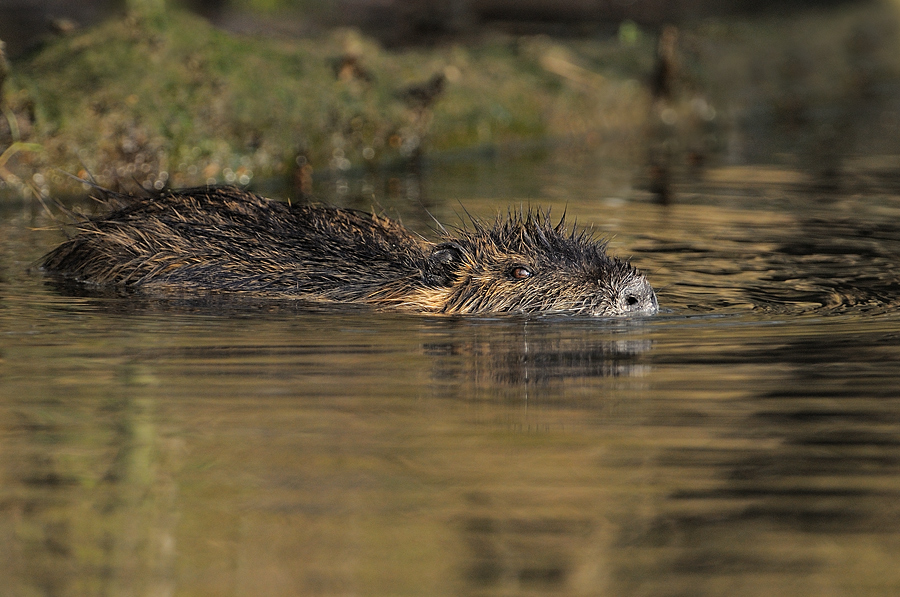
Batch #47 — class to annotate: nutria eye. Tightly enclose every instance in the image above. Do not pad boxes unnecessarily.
[626,295,639,306]
[510,267,532,280]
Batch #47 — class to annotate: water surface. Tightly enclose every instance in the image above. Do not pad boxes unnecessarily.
[2,155,900,596]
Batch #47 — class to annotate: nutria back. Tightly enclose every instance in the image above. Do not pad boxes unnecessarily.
[42,186,658,317]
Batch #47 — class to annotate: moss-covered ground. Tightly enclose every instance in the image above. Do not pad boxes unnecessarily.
[2,1,900,197]
[0,9,652,194]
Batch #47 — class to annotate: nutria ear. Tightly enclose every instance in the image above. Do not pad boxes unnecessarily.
[425,242,465,286]
[430,242,463,263]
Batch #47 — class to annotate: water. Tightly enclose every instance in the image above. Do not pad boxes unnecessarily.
[3,155,900,596]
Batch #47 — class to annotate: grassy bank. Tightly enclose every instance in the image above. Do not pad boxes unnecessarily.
[2,1,900,198]
[1,9,651,195]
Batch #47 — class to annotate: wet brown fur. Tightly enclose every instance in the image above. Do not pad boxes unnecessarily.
[42,186,658,316]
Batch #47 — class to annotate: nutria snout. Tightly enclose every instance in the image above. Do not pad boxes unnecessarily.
[41,186,658,317]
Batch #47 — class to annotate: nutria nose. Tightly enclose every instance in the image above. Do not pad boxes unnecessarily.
[622,281,658,315]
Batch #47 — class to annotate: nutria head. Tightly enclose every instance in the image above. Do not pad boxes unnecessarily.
[409,210,658,317]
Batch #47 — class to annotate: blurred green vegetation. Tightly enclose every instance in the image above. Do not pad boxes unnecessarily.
[1,7,648,194]
[233,0,322,12]
[2,1,900,196]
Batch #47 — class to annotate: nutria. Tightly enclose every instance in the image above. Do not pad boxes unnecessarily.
[41,186,658,316]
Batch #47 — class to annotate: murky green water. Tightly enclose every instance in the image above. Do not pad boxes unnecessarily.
[3,154,900,596]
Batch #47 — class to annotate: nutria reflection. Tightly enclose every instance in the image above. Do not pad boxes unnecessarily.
[42,186,658,317]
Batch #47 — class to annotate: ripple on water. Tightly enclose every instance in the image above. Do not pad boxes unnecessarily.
[634,197,900,318]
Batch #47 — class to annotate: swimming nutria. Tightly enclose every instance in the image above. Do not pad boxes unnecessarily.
[41,186,658,316]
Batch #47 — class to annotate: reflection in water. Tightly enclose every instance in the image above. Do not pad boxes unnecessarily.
[424,319,653,390]
[6,311,893,597]
[3,366,178,596]
[5,149,900,595]
[640,3,900,202]
[614,319,900,596]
